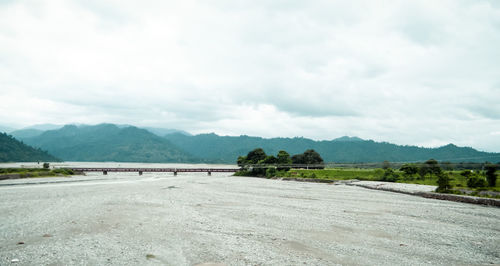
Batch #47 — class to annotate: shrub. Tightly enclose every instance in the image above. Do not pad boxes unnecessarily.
[485,164,497,187]
[436,172,452,192]
[467,174,487,188]
[381,169,399,182]
[43,162,50,169]
[266,167,276,178]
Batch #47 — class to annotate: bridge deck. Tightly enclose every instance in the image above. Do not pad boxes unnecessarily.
[70,168,239,173]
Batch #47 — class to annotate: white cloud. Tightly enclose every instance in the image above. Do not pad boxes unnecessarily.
[0,0,499,152]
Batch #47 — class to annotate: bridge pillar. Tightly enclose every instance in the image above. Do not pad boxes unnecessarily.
[208,171,211,176]
[103,171,107,175]
[139,171,143,176]
[174,171,177,176]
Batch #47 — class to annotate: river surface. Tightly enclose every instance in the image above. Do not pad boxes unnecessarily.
[0,162,499,265]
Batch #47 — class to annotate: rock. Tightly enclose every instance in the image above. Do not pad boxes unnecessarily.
[11,258,19,263]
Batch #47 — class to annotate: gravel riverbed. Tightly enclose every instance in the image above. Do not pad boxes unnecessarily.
[0,173,499,265]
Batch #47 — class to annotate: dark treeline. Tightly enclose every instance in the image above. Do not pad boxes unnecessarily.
[236,148,325,177]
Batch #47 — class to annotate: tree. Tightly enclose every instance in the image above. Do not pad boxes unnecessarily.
[276,150,292,165]
[424,159,441,175]
[419,159,441,179]
[237,156,247,167]
[292,149,324,168]
[260,155,277,164]
[302,149,324,164]
[485,164,498,187]
[436,172,452,192]
[466,173,487,188]
[246,148,267,164]
[291,154,305,164]
[276,150,292,171]
[400,164,418,177]
[382,161,390,170]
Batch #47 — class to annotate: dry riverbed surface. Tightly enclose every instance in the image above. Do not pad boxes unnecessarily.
[0,173,499,265]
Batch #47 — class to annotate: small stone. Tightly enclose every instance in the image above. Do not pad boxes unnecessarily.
[43,234,52,237]
[11,258,19,263]
[399,243,407,246]
[17,242,24,245]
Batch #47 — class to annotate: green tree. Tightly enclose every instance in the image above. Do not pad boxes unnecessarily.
[237,156,247,167]
[436,172,452,192]
[276,150,292,165]
[246,148,267,164]
[260,155,277,164]
[400,164,418,177]
[382,161,390,170]
[292,149,324,168]
[276,150,292,171]
[419,159,441,179]
[466,173,487,188]
[485,164,498,187]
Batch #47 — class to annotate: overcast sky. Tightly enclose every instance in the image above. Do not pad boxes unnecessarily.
[1,0,499,152]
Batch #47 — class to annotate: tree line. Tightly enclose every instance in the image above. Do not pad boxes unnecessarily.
[236,148,325,177]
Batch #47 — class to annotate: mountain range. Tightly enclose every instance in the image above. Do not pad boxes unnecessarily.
[19,124,194,163]
[0,132,59,162]
[3,123,499,164]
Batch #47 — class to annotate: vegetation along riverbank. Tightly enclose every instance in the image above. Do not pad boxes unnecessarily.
[0,164,74,180]
[235,148,499,199]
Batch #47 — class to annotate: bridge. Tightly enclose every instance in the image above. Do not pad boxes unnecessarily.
[69,167,240,176]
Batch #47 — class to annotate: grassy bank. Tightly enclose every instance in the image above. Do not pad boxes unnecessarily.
[262,168,499,198]
[0,168,74,179]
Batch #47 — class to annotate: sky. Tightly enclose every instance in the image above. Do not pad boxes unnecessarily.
[0,0,499,152]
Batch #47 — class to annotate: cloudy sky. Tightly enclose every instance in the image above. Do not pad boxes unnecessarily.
[1,0,499,152]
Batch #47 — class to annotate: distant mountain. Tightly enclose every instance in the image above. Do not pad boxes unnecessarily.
[164,133,500,163]
[24,124,63,131]
[0,125,16,133]
[332,136,364,142]
[143,127,192,137]
[23,124,195,163]
[10,128,45,140]
[0,133,59,162]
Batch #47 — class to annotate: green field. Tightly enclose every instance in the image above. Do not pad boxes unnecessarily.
[0,168,74,178]
[279,168,500,192]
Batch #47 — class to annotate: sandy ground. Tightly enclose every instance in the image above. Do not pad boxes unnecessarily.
[0,172,499,265]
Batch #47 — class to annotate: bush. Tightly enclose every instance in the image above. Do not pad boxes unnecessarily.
[466,174,487,188]
[266,167,276,178]
[485,164,497,187]
[43,162,50,169]
[381,169,399,182]
[436,172,452,192]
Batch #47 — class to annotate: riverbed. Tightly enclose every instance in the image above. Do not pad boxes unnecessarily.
[0,163,499,265]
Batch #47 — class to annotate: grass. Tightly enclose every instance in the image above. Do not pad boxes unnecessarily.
[271,168,500,198]
[0,168,74,178]
[286,168,385,181]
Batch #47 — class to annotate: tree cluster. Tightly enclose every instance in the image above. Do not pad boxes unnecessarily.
[236,148,324,177]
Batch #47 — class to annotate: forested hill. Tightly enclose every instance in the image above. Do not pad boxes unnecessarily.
[22,124,196,163]
[164,133,500,163]
[0,133,59,162]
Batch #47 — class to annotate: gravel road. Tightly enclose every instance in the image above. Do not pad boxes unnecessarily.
[0,173,499,265]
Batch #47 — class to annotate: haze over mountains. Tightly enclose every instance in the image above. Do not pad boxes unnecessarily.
[2,123,499,163]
